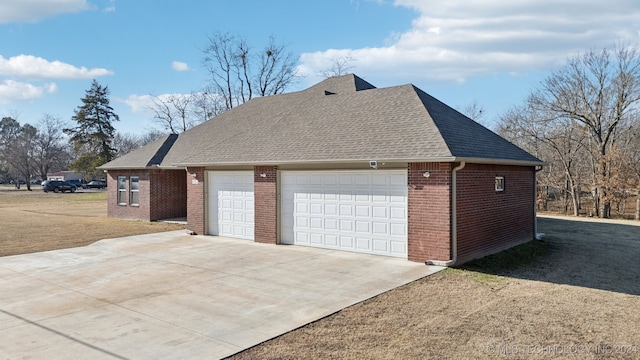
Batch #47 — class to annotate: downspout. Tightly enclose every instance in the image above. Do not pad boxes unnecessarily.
[426,161,465,267]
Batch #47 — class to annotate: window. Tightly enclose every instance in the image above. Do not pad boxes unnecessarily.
[130,176,139,206]
[117,176,127,204]
[495,176,505,192]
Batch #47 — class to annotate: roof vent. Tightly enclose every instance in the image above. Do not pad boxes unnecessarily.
[324,90,336,96]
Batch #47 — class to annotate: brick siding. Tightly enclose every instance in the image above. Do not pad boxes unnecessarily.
[254,166,277,244]
[149,170,187,220]
[407,162,452,262]
[109,162,536,265]
[186,167,205,234]
[455,164,535,263]
[106,169,187,221]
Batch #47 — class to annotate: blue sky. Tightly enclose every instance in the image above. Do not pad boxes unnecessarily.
[2,0,640,135]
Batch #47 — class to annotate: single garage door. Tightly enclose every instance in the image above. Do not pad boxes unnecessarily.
[208,171,254,240]
[281,170,407,258]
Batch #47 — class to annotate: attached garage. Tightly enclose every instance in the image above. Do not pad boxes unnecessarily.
[207,171,255,240]
[102,74,543,265]
[281,170,408,258]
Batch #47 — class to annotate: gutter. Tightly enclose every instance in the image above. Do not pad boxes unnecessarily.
[172,156,543,168]
[426,161,466,267]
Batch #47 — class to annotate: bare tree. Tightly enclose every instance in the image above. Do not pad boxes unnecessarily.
[202,32,299,110]
[1,115,69,186]
[3,123,38,190]
[499,103,588,216]
[148,94,195,134]
[113,129,170,157]
[617,117,640,219]
[320,56,356,78]
[529,45,640,218]
[457,101,488,127]
[34,114,69,181]
[191,88,226,123]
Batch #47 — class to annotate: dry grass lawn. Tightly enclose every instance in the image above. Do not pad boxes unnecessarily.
[0,186,185,257]
[229,215,640,360]
[2,186,639,359]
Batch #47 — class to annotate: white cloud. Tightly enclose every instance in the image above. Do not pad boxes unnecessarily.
[103,0,116,13]
[122,94,155,114]
[298,0,640,84]
[0,0,92,23]
[0,80,57,104]
[0,55,113,80]
[172,61,190,72]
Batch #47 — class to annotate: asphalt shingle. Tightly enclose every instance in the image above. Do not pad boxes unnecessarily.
[100,74,542,169]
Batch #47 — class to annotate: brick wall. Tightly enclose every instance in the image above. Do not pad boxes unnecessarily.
[106,170,151,221]
[106,169,187,221]
[149,170,187,220]
[455,164,535,263]
[254,166,277,244]
[407,162,452,262]
[186,167,205,234]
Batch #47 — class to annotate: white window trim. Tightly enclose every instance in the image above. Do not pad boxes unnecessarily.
[495,176,505,192]
[130,176,140,206]
[117,176,127,205]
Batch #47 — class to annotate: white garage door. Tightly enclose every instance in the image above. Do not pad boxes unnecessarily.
[281,170,408,258]
[208,171,254,240]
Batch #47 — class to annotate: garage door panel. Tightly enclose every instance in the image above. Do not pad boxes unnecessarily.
[340,236,354,248]
[390,207,405,219]
[391,223,406,236]
[356,221,370,232]
[281,170,407,258]
[356,237,371,251]
[339,205,352,216]
[372,222,388,234]
[310,233,323,245]
[208,171,254,240]
[390,240,406,256]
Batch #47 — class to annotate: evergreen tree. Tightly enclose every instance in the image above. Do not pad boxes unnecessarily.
[64,79,119,179]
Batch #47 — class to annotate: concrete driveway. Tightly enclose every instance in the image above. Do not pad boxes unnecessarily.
[0,231,442,359]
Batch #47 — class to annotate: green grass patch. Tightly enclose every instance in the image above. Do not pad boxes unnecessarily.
[460,240,552,275]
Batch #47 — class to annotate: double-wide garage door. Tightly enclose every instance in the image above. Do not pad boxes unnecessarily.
[281,170,408,258]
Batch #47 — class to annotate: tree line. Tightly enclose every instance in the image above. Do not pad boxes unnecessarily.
[5,33,636,221]
[0,33,302,188]
[498,45,640,220]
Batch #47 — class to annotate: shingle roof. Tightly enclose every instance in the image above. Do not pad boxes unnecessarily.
[100,74,542,170]
[100,134,178,169]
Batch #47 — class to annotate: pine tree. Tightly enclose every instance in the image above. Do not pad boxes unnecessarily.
[64,79,119,179]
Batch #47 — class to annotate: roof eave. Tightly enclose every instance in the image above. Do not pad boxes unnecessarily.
[172,156,543,167]
[99,165,184,171]
[453,157,545,167]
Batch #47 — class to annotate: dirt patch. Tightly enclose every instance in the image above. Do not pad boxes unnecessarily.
[0,187,185,257]
[229,216,640,360]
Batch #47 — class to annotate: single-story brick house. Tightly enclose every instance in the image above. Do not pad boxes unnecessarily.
[100,74,543,265]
